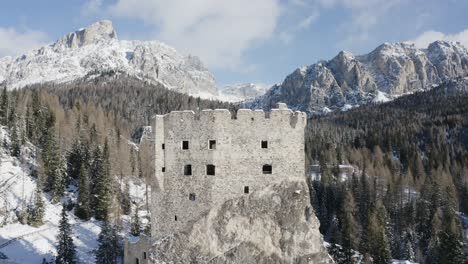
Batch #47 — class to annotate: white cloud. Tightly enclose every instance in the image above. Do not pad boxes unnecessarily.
[0,27,48,57]
[279,10,319,45]
[107,0,281,70]
[298,12,319,29]
[410,29,468,49]
[82,0,103,16]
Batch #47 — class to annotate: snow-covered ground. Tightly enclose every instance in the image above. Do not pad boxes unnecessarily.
[0,127,102,264]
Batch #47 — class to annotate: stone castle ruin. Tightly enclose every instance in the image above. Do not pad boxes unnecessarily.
[125,103,333,264]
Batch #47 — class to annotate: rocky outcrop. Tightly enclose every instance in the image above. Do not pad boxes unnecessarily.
[220,83,269,102]
[150,180,333,264]
[253,41,468,114]
[53,20,117,50]
[0,20,217,98]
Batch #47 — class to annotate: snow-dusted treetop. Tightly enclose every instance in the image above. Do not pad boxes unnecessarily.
[0,20,218,98]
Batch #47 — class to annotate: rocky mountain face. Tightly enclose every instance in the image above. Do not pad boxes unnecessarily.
[150,180,333,264]
[219,83,269,102]
[0,20,217,98]
[252,41,468,114]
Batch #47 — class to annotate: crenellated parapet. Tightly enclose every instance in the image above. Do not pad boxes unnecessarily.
[159,103,306,129]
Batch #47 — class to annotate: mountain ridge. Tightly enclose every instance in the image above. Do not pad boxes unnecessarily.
[0,20,218,98]
[250,40,468,114]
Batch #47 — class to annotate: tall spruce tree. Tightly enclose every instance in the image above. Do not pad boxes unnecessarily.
[28,186,45,227]
[0,86,8,125]
[130,206,141,236]
[10,124,20,157]
[341,189,359,264]
[56,206,76,264]
[95,219,119,264]
[93,140,112,220]
[44,136,66,203]
[76,164,91,220]
[366,207,392,264]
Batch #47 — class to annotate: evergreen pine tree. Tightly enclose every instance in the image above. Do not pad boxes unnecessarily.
[29,186,45,227]
[45,136,67,203]
[95,219,119,264]
[93,140,112,220]
[10,124,20,157]
[341,189,359,264]
[437,229,466,264]
[366,207,392,264]
[56,206,76,264]
[0,87,8,126]
[130,206,141,236]
[121,181,131,215]
[76,164,91,220]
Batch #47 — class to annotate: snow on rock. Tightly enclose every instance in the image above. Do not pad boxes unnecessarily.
[0,20,218,98]
[252,40,468,114]
[373,90,391,103]
[219,83,269,102]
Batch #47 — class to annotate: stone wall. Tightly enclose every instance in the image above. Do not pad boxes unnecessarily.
[150,103,307,238]
[124,236,151,264]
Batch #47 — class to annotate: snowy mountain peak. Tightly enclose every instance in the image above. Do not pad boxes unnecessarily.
[54,20,117,50]
[219,83,269,102]
[251,40,468,114]
[0,20,218,98]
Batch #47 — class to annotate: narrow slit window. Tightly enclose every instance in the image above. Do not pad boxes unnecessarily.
[143,252,147,259]
[162,167,165,172]
[244,186,249,194]
[189,193,196,201]
[162,143,165,149]
[209,140,216,149]
[136,258,139,264]
[182,141,189,150]
[184,165,192,176]
[175,215,177,221]
[261,141,268,149]
[206,165,215,175]
[263,164,272,174]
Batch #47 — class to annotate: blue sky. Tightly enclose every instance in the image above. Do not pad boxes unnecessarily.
[1,0,468,87]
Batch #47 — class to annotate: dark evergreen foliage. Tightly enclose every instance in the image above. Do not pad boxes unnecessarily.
[56,206,76,264]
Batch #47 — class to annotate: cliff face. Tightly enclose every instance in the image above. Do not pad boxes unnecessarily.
[251,41,468,114]
[150,180,333,264]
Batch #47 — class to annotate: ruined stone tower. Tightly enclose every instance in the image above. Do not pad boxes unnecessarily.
[151,103,307,238]
[124,103,329,264]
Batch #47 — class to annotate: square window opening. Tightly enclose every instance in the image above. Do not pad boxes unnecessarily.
[189,193,196,201]
[209,140,217,149]
[184,165,192,176]
[263,164,272,174]
[244,186,249,194]
[162,167,165,172]
[207,164,216,175]
[261,141,268,149]
[182,141,189,150]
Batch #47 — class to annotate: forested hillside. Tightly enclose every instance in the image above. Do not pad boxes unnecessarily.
[0,77,237,262]
[306,80,468,263]
[1,76,467,263]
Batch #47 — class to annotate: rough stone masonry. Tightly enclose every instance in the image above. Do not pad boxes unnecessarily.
[124,103,333,264]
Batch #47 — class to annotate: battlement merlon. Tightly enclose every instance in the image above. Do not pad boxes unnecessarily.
[152,103,307,129]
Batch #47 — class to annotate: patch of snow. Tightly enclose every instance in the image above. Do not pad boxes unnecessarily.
[373,91,391,103]
[341,104,354,111]
[0,127,101,264]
